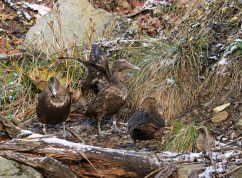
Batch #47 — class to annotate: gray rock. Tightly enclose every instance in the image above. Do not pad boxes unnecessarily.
[0,156,43,178]
[24,0,116,55]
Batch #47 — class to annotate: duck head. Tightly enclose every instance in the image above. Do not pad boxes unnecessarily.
[111,59,140,72]
[48,77,60,97]
[141,97,159,112]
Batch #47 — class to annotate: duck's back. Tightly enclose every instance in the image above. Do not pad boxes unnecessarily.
[36,89,71,125]
[86,84,127,118]
[128,111,165,140]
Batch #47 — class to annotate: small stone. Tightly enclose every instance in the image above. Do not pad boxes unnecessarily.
[196,129,215,151]
[213,103,230,113]
[178,164,205,178]
[235,119,242,135]
[211,111,228,123]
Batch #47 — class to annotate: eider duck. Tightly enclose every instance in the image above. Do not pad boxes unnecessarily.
[36,77,71,137]
[79,43,111,94]
[85,59,140,136]
[127,97,165,144]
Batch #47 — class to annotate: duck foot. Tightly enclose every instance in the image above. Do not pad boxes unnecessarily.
[110,126,122,133]
[62,122,66,138]
[109,118,124,133]
[42,124,47,134]
[97,131,111,139]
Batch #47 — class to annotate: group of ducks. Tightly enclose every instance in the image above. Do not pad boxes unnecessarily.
[36,44,165,144]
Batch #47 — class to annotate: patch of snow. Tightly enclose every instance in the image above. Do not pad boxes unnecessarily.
[218,57,228,65]
[166,77,175,86]
[224,151,234,158]
[144,0,169,9]
[22,11,32,20]
[209,55,218,60]
[158,151,202,162]
[43,137,83,147]
[44,147,68,151]
[23,2,50,16]
[199,166,214,178]
[199,162,226,178]
[161,151,179,157]
[20,130,32,135]
[25,133,44,139]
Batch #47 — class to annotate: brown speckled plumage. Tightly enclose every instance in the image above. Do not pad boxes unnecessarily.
[36,77,71,136]
[85,59,140,135]
[127,97,165,143]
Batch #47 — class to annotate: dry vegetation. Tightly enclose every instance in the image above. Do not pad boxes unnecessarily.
[128,0,241,120]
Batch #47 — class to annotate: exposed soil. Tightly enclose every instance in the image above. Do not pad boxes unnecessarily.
[23,111,162,152]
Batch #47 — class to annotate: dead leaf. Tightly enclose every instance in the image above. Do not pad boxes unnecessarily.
[28,67,68,90]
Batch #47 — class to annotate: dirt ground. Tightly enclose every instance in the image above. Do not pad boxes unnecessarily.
[23,108,163,151]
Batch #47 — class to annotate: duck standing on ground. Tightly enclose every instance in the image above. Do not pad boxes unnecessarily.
[127,97,165,144]
[79,43,111,94]
[36,77,71,137]
[85,59,140,136]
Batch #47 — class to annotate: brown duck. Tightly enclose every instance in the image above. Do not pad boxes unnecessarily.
[36,77,71,137]
[79,43,111,93]
[127,97,165,144]
[85,59,140,136]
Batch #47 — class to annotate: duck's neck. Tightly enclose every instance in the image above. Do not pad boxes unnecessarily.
[111,70,122,84]
[144,106,158,113]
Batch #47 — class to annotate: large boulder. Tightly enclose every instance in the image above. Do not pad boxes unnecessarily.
[0,156,43,178]
[24,0,116,55]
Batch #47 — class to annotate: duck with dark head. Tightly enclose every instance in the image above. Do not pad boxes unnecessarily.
[36,77,71,137]
[85,59,140,137]
[127,97,165,144]
[79,43,111,94]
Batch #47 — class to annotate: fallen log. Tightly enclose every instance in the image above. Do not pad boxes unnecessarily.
[0,134,164,177]
[0,133,241,178]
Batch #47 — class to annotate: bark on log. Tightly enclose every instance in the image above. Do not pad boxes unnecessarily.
[0,135,164,178]
[0,134,240,177]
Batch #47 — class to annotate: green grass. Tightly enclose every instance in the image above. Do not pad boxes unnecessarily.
[163,120,198,152]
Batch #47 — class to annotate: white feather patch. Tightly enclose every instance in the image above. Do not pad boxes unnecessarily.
[50,96,69,108]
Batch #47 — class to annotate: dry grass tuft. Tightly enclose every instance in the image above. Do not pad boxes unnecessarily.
[127,0,242,120]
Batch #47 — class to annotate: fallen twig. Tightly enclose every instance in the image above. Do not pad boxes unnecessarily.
[224,137,242,146]
[66,127,85,143]
[144,166,167,178]
[218,165,242,177]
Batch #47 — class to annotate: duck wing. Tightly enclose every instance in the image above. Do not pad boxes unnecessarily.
[85,85,126,118]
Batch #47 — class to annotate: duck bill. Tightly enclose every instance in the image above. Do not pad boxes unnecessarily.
[50,87,57,96]
[128,63,140,70]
